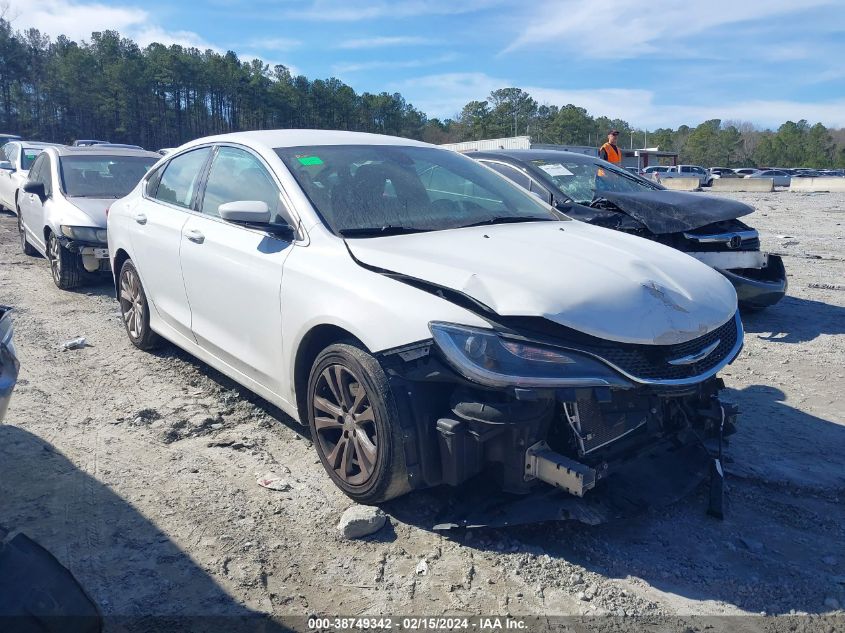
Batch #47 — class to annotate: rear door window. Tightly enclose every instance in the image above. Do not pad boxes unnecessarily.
[154,148,212,209]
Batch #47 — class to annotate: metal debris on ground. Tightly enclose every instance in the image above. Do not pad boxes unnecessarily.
[60,337,87,351]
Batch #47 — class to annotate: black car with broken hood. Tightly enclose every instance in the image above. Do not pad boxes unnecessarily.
[469,149,787,309]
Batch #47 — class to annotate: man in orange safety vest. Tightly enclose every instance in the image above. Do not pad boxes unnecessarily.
[599,130,622,165]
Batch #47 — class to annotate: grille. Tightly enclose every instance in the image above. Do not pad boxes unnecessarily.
[594,315,739,381]
[499,313,741,384]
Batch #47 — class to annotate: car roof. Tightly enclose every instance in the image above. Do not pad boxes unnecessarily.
[47,146,161,159]
[179,129,432,152]
[19,141,62,149]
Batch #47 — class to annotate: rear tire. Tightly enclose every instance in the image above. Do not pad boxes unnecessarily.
[307,343,410,504]
[47,231,83,289]
[18,213,37,256]
[118,259,160,351]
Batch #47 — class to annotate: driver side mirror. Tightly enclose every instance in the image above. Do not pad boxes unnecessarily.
[0,161,14,172]
[23,181,46,200]
[219,201,295,240]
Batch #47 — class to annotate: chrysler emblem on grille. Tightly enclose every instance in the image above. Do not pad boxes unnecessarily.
[667,339,721,366]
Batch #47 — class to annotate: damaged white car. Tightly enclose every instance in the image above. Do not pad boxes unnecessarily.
[108,131,742,509]
[18,146,160,289]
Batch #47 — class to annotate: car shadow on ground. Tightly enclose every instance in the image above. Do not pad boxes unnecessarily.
[741,295,845,343]
[387,384,845,616]
[147,342,309,440]
[0,424,293,632]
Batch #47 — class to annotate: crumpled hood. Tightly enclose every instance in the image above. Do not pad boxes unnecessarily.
[596,190,754,234]
[67,197,114,227]
[347,221,737,345]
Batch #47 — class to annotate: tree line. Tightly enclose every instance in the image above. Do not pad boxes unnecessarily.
[2,17,843,168]
[0,18,427,149]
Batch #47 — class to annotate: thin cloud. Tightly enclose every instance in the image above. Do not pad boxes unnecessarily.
[281,0,502,22]
[503,0,837,58]
[250,37,301,51]
[392,72,845,128]
[333,53,457,74]
[6,0,216,50]
[337,36,435,49]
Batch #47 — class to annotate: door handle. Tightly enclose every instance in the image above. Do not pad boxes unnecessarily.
[185,229,205,244]
[133,213,147,225]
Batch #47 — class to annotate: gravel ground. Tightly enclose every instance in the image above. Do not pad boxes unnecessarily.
[1,191,844,629]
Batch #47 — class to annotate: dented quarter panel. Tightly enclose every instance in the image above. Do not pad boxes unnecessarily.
[346,220,738,345]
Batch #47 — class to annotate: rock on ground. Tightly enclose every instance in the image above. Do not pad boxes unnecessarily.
[337,505,386,539]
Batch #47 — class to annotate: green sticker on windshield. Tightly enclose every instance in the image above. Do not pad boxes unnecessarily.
[297,156,323,166]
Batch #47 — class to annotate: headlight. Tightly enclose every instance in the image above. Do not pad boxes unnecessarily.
[60,225,108,243]
[429,322,630,389]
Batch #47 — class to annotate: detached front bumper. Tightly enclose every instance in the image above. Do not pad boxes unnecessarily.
[57,236,111,273]
[681,226,787,308]
[719,254,787,308]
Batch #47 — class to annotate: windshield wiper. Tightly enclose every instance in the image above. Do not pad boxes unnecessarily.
[456,216,553,229]
[338,225,430,238]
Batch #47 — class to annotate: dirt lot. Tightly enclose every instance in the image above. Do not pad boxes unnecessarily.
[1,191,844,629]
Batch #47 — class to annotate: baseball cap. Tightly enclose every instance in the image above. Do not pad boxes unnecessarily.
[609,129,620,135]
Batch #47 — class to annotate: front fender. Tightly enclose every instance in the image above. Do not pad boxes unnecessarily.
[280,236,488,406]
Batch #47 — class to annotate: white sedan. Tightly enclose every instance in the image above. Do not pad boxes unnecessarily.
[18,146,159,289]
[0,141,60,213]
[108,130,743,504]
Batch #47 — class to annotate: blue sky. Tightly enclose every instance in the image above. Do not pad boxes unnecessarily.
[7,0,845,129]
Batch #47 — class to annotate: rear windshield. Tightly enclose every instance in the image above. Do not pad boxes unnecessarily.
[530,158,659,205]
[59,155,158,198]
[275,144,559,235]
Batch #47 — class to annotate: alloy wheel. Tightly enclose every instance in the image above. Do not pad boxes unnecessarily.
[48,234,62,285]
[119,267,144,339]
[312,364,379,486]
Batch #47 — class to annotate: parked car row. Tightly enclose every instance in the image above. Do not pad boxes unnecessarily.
[637,164,845,186]
[3,129,766,512]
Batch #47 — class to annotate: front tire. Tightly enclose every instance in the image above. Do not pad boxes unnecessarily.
[307,343,409,504]
[118,259,160,350]
[18,213,37,256]
[47,231,82,289]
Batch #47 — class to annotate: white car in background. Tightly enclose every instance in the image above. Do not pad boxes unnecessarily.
[658,164,713,187]
[18,146,159,289]
[0,141,60,213]
[107,130,742,505]
[746,169,791,187]
[733,168,758,177]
